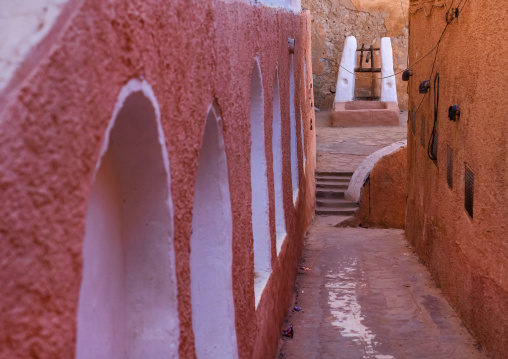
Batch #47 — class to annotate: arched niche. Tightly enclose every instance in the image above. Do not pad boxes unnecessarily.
[76,79,179,359]
[190,101,238,359]
[302,59,307,171]
[289,54,299,203]
[272,69,287,255]
[250,58,271,307]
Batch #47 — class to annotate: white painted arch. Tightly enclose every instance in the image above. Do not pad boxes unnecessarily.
[272,69,287,255]
[76,79,180,359]
[190,101,238,359]
[250,58,271,307]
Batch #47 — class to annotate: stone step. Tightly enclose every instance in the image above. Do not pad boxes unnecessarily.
[315,176,351,183]
[316,198,359,209]
[316,171,354,177]
[316,182,349,190]
[315,207,358,216]
[316,188,345,199]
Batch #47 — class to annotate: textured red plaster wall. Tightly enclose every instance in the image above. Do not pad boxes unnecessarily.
[406,1,508,357]
[356,147,407,229]
[0,1,316,358]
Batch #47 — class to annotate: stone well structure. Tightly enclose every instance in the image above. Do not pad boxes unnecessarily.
[302,0,409,110]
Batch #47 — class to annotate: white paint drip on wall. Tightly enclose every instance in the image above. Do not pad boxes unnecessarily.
[250,58,271,308]
[326,259,394,359]
[272,70,287,255]
[380,37,398,103]
[334,36,357,103]
[76,79,180,359]
[190,102,238,359]
[289,54,299,204]
[0,0,69,91]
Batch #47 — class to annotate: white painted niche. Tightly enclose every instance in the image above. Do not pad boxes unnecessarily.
[300,107,305,174]
[190,102,239,359]
[272,70,287,255]
[289,54,299,203]
[76,80,179,359]
[302,60,307,172]
[250,59,271,307]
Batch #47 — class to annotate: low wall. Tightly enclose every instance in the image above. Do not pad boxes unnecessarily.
[344,141,407,229]
[355,146,407,229]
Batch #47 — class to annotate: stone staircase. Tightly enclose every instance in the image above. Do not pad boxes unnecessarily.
[315,171,359,215]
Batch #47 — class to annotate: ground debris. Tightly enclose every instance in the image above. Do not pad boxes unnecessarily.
[282,324,293,338]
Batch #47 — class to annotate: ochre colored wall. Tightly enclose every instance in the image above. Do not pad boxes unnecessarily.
[302,0,409,110]
[0,1,316,358]
[406,1,508,357]
[356,146,407,229]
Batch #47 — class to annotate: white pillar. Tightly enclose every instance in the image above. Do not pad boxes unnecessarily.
[334,36,357,103]
[380,37,398,103]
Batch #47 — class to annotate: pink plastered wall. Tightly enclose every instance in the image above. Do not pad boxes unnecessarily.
[0,0,316,358]
[406,1,508,357]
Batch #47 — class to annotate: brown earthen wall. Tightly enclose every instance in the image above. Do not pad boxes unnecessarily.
[356,147,407,229]
[302,0,409,110]
[406,1,508,357]
[0,1,316,358]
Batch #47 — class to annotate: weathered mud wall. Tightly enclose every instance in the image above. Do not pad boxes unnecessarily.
[0,1,316,358]
[356,146,407,229]
[302,0,409,110]
[406,0,508,357]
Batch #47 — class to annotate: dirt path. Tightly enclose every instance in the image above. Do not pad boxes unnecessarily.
[279,112,484,358]
[314,109,407,172]
[279,216,485,359]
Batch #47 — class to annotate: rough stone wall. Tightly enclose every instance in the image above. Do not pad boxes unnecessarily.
[406,0,508,357]
[302,0,409,110]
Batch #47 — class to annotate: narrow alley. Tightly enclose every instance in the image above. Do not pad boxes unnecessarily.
[2,1,507,358]
[279,111,485,358]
